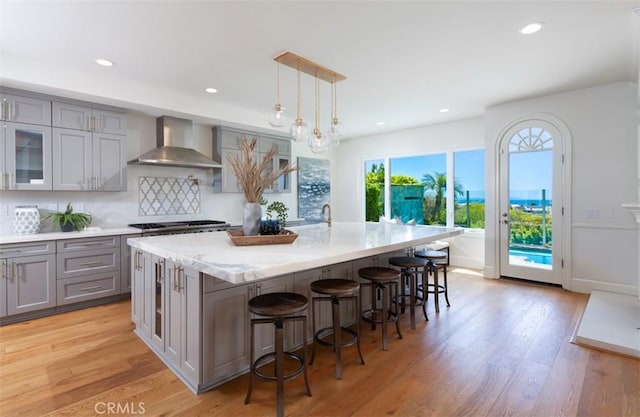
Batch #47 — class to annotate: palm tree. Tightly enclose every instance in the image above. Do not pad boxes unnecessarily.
[421,172,464,224]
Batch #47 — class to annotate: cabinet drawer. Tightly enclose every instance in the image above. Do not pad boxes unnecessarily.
[0,241,55,258]
[57,248,120,279]
[57,236,120,253]
[56,272,121,305]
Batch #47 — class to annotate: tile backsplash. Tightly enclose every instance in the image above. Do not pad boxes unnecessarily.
[138,176,200,216]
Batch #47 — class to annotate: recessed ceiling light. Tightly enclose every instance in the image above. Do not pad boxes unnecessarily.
[439,108,449,113]
[205,87,218,94]
[95,58,114,67]
[519,22,543,35]
[376,121,385,126]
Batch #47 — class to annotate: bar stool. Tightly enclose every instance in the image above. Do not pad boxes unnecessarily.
[414,250,450,318]
[309,279,365,379]
[358,267,402,350]
[245,292,312,417]
[388,256,428,329]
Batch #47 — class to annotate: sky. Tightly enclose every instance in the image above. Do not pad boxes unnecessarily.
[365,149,553,201]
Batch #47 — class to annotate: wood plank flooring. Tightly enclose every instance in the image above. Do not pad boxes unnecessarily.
[1,268,638,417]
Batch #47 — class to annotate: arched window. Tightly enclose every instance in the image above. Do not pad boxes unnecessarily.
[509,126,553,153]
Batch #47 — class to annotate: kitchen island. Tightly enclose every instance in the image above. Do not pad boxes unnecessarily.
[127,222,461,393]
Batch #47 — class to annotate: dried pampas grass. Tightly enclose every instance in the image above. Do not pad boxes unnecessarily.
[227,136,297,203]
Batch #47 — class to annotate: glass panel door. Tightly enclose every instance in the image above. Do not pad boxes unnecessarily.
[4,122,51,190]
[499,122,563,285]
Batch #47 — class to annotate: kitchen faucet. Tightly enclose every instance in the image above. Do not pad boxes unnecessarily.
[322,204,332,227]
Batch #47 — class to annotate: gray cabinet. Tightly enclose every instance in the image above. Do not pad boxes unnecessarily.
[56,236,121,305]
[1,93,51,125]
[1,122,52,190]
[165,259,200,385]
[150,255,165,352]
[0,241,56,316]
[131,248,153,337]
[212,126,292,193]
[52,128,126,191]
[52,101,127,135]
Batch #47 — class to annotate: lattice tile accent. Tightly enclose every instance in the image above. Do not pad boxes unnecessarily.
[138,176,200,216]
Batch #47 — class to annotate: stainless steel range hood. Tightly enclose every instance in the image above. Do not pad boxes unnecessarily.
[128,116,223,169]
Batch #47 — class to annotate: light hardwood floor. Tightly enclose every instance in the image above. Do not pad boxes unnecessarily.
[1,268,638,417]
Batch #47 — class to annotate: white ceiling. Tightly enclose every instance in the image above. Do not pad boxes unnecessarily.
[1,1,638,139]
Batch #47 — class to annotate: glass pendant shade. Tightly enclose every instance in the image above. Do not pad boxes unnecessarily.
[268,104,287,127]
[327,118,343,148]
[290,119,309,142]
[308,133,330,153]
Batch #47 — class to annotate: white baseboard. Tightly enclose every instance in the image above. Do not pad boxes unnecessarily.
[450,255,484,271]
[570,277,638,296]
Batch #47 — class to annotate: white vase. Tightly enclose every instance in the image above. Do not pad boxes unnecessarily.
[243,202,262,236]
[13,205,40,235]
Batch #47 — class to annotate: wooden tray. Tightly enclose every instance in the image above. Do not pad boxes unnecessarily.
[227,229,298,246]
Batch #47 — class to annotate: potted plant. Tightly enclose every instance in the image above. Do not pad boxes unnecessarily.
[227,137,296,236]
[261,201,290,235]
[42,203,92,232]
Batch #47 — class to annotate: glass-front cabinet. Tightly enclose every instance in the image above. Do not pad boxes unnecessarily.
[1,122,52,190]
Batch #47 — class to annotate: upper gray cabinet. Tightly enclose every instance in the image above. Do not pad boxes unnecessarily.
[51,101,127,191]
[0,93,51,126]
[212,126,292,194]
[52,102,127,136]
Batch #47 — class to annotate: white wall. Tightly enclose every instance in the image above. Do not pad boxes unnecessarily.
[0,112,336,235]
[484,82,638,295]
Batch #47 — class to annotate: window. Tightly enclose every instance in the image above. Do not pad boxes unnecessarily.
[364,160,385,221]
[364,149,485,229]
[454,149,485,229]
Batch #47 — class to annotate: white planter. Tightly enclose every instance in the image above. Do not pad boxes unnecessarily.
[13,205,40,234]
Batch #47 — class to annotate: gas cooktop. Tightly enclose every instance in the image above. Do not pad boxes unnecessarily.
[128,220,229,231]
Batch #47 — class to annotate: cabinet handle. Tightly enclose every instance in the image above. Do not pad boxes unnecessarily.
[99,115,105,131]
[0,172,4,190]
[178,266,184,291]
[173,265,179,291]
[80,261,104,267]
[7,172,12,190]
[94,176,99,191]
[11,262,19,282]
[1,260,6,280]
[81,286,104,292]
[135,250,142,271]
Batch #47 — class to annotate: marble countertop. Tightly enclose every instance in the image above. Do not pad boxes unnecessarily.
[127,222,462,284]
[0,227,142,245]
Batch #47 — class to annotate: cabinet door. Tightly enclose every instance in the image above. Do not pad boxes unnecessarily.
[203,284,251,384]
[6,254,56,315]
[293,267,328,347]
[4,122,52,190]
[164,261,201,385]
[220,148,242,192]
[52,127,92,190]
[94,109,127,135]
[2,94,51,125]
[92,132,126,191]
[131,249,152,338]
[52,102,92,130]
[254,275,294,356]
[275,154,291,193]
[150,256,165,352]
[0,260,7,317]
[120,237,136,294]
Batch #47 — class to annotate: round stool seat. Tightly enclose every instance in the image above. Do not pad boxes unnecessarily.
[389,256,428,268]
[311,279,359,296]
[414,250,447,261]
[248,292,309,317]
[358,266,400,282]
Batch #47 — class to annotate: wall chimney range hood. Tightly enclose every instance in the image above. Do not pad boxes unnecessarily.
[128,116,223,169]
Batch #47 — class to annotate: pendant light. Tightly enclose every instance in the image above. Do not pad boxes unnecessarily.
[290,65,310,142]
[268,62,287,127]
[327,76,343,148]
[308,73,330,153]
[273,51,346,151]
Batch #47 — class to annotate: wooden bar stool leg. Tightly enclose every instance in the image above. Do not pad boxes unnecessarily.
[331,296,343,379]
[309,296,317,365]
[421,266,429,321]
[433,265,440,313]
[443,267,451,307]
[370,283,377,331]
[392,282,403,339]
[355,292,365,364]
[409,267,416,329]
[275,318,284,417]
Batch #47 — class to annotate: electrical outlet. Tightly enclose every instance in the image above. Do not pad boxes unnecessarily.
[0,205,8,216]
